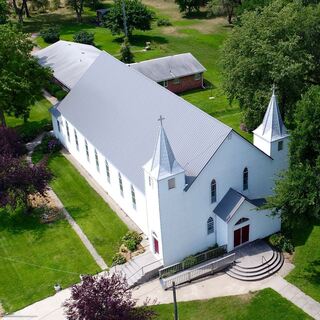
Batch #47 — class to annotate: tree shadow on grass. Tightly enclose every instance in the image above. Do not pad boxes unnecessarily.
[304,259,320,286]
[113,34,168,47]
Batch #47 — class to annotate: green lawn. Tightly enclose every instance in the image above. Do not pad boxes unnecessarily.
[6,98,52,141]
[21,1,251,140]
[151,288,311,320]
[286,222,320,303]
[0,210,99,313]
[48,154,128,265]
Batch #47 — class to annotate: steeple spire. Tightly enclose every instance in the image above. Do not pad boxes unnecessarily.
[253,88,288,142]
[144,117,184,180]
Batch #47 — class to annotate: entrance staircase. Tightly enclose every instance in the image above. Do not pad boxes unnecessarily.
[226,244,284,281]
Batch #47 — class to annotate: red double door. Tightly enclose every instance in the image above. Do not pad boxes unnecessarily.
[234,225,250,248]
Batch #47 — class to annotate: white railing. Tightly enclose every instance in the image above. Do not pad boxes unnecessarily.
[161,253,236,290]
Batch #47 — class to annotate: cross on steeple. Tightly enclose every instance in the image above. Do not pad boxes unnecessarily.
[158,115,165,127]
[272,83,276,95]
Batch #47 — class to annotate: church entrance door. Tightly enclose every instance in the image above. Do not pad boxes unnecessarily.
[234,225,250,247]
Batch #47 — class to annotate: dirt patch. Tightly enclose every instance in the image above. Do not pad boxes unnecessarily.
[160,26,188,37]
[142,0,182,20]
[187,17,228,34]
[238,291,256,303]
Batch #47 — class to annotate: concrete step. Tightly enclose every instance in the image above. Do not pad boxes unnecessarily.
[232,250,278,273]
[226,251,284,281]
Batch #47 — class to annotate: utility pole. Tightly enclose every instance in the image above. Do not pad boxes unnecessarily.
[121,0,128,38]
[172,281,179,320]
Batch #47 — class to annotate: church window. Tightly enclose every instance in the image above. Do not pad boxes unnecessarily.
[74,130,79,151]
[57,120,61,132]
[66,121,70,142]
[278,140,283,151]
[105,160,110,183]
[173,77,180,84]
[168,178,176,190]
[95,149,100,172]
[207,217,214,234]
[194,73,201,81]
[131,185,136,209]
[85,140,89,162]
[243,167,248,190]
[119,173,124,196]
[211,179,217,203]
[162,80,168,88]
[235,217,249,225]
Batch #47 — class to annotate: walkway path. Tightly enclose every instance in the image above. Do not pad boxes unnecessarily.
[43,89,59,105]
[26,134,108,271]
[7,261,320,320]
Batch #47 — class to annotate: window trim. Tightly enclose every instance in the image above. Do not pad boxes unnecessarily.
[168,178,176,190]
[173,77,180,85]
[194,73,201,81]
[211,179,217,203]
[85,139,90,162]
[278,140,283,151]
[163,80,168,88]
[131,185,136,209]
[94,149,100,172]
[119,173,124,197]
[74,129,79,151]
[66,121,70,142]
[57,120,61,133]
[243,167,248,191]
[207,217,214,235]
[105,159,110,183]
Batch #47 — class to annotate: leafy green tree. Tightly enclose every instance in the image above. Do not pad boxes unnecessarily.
[105,0,154,37]
[266,86,320,227]
[40,25,60,43]
[0,0,9,24]
[207,0,241,23]
[222,0,320,131]
[175,0,203,14]
[120,37,134,63]
[67,0,84,22]
[0,25,51,127]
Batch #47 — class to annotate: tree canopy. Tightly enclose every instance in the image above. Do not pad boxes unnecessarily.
[175,0,203,14]
[104,0,154,37]
[120,37,134,63]
[0,25,51,126]
[64,274,155,320]
[0,0,9,24]
[222,0,320,130]
[266,86,320,227]
[0,127,26,157]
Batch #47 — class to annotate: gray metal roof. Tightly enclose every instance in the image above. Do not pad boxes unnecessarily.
[214,188,266,222]
[144,124,185,180]
[128,53,206,83]
[55,52,231,192]
[33,40,101,89]
[253,91,288,142]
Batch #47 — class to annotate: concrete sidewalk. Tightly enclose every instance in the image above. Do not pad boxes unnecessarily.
[6,261,320,320]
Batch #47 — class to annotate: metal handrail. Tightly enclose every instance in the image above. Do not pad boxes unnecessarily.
[161,253,236,290]
[126,259,162,282]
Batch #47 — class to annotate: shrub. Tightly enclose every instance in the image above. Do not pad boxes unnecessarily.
[122,231,143,246]
[17,121,52,143]
[124,239,137,252]
[112,253,126,266]
[269,233,294,254]
[157,18,172,26]
[182,255,197,268]
[40,26,60,43]
[73,30,95,45]
[33,133,62,159]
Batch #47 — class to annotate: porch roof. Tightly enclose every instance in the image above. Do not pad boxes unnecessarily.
[214,188,266,222]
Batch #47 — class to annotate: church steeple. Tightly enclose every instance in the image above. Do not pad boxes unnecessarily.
[253,87,289,158]
[144,116,184,180]
[253,88,288,142]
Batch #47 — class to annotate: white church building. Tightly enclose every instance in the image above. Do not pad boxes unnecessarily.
[50,51,289,267]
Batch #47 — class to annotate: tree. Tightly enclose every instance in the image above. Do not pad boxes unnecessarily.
[266,86,320,227]
[207,0,241,23]
[0,25,51,127]
[222,0,320,131]
[67,0,84,22]
[175,0,203,14]
[0,127,26,157]
[40,25,60,43]
[64,274,155,320]
[105,0,154,37]
[120,37,134,63]
[0,0,9,24]
[0,155,52,210]
[12,0,31,23]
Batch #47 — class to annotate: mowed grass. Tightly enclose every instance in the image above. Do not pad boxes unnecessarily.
[151,288,311,320]
[286,222,320,302]
[23,1,251,140]
[0,210,99,313]
[48,154,128,265]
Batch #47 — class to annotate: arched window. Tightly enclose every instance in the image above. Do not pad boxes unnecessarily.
[235,217,249,225]
[211,179,216,203]
[243,167,248,190]
[131,185,136,209]
[207,217,214,235]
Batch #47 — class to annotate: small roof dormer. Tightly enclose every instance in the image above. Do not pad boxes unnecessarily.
[144,116,184,180]
[253,88,288,142]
